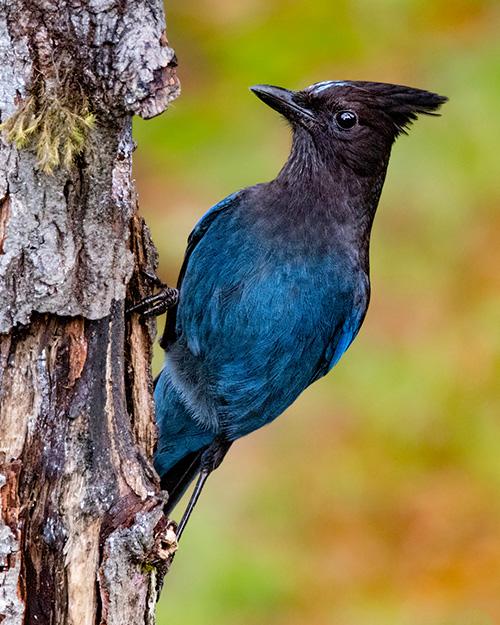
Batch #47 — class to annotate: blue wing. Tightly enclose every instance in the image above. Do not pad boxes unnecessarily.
[308,305,367,385]
[159,190,244,349]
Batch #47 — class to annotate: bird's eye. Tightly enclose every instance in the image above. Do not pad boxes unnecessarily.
[335,111,357,130]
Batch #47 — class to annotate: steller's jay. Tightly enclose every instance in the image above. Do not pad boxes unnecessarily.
[152,80,447,538]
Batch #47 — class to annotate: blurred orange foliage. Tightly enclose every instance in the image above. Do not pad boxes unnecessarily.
[133,1,500,623]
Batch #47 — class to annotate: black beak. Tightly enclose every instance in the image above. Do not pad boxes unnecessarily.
[249,84,315,126]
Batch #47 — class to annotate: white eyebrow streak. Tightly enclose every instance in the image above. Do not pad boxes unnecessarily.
[309,80,353,93]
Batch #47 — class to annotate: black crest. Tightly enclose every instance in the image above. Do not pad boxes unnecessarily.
[345,81,448,135]
[303,80,448,136]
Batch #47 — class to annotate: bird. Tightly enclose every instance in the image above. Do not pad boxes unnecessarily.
[152,80,447,538]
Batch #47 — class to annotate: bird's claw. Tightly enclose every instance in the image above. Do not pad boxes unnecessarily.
[140,269,168,289]
[127,287,179,316]
[127,270,179,316]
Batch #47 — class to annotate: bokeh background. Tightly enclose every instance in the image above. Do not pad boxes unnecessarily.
[133,1,500,623]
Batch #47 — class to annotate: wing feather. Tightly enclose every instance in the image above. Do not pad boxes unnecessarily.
[159,190,244,349]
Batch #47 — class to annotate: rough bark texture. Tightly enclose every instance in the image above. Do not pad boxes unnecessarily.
[0,1,180,623]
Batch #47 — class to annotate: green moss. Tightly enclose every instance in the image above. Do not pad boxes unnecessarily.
[0,87,96,174]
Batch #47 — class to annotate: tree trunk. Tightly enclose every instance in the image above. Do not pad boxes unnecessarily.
[0,2,180,623]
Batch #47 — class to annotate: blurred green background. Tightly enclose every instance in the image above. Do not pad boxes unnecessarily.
[133,1,500,623]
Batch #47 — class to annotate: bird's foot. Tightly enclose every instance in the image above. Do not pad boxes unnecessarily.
[127,288,179,316]
[127,270,179,316]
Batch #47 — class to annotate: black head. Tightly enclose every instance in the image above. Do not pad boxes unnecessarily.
[250,80,447,176]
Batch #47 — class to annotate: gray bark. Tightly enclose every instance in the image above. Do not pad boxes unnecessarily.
[0,0,178,331]
[0,1,179,623]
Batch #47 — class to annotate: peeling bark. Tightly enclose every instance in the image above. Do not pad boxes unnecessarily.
[0,1,179,623]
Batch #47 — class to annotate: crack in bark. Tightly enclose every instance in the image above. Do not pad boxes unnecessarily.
[0,464,24,625]
[0,188,9,255]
